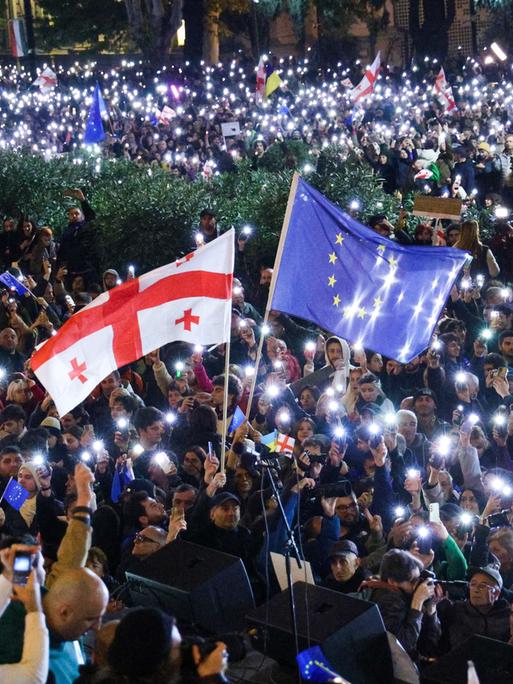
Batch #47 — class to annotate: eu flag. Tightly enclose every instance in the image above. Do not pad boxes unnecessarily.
[111,463,134,503]
[1,477,29,510]
[0,271,30,296]
[297,645,346,682]
[271,177,468,362]
[83,83,106,144]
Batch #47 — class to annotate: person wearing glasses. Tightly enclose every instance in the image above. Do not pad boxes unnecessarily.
[438,564,511,650]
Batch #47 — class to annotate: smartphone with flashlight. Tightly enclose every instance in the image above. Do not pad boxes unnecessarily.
[13,551,32,586]
[429,503,440,523]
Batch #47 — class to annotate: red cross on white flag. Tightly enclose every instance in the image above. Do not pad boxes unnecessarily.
[276,433,296,454]
[31,230,234,416]
[434,67,456,113]
[349,52,381,103]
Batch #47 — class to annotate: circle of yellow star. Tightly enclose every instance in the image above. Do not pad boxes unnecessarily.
[377,244,386,254]
[328,252,338,264]
[388,256,398,269]
[335,233,344,245]
[357,307,367,319]
[328,274,337,287]
[373,296,383,310]
[333,294,341,307]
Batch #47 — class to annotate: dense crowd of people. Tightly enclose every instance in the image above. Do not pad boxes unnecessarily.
[3,54,513,684]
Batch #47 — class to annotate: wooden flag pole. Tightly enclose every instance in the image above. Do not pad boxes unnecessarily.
[245,172,301,419]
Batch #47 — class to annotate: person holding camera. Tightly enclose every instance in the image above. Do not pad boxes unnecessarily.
[359,548,442,659]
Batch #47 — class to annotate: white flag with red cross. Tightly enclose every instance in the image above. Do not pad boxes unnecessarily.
[275,433,295,454]
[255,56,266,103]
[434,67,456,113]
[31,230,234,416]
[349,52,381,103]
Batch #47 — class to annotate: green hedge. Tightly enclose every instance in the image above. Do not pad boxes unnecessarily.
[0,150,400,274]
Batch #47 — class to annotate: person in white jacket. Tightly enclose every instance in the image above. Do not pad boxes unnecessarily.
[0,544,49,684]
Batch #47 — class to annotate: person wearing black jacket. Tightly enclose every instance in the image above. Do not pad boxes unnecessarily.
[56,188,99,286]
[321,539,371,593]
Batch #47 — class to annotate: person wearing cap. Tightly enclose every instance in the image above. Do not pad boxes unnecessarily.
[412,388,451,442]
[438,565,511,650]
[322,540,371,593]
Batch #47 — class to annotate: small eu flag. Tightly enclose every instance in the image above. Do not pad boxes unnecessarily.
[228,405,246,434]
[0,271,29,296]
[111,463,134,504]
[297,645,346,682]
[1,477,29,510]
[271,176,468,363]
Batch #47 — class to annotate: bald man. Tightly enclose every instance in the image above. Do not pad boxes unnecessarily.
[0,567,108,684]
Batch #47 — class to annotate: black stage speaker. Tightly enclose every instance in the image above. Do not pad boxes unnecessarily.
[246,581,392,684]
[421,635,513,684]
[126,540,255,633]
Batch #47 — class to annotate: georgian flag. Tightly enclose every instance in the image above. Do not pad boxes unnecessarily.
[435,68,456,113]
[32,67,58,93]
[256,56,266,103]
[31,231,234,416]
[349,52,381,103]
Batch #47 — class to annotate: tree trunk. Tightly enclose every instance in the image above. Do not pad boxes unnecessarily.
[203,2,220,64]
[304,0,318,52]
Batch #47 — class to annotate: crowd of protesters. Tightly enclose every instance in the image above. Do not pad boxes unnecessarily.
[3,54,513,684]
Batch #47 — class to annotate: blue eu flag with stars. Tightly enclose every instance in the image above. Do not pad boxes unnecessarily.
[0,271,30,296]
[83,83,106,144]
[271,177,468,363]
[1,477,29,510]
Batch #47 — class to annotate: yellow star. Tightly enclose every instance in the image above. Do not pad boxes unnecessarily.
[328,274,337,287]
[373,296,383,310]
[377,244,386,254]
[335,233,344,245]
[333,294,341,307]
[357,307,367,319]
[389,256,398,269]
[343,306,352,318]
[328,252,338,264]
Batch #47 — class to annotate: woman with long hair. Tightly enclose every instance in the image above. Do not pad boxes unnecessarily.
[453,220,500,279]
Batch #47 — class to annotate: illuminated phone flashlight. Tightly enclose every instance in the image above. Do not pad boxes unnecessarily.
[80,450,91,463]
[334,426,346,439]
[245,365,255,378]
[92,440,104,453]
[261,324,270,336]
[459,512,474,525]
[384,413,396,426]
[431,339,442,351]
[503,484,513,497]
[175,361,184,378]
[368,423,380,436]
[493,414,507,427]
[501,288,510,299]
[233,285,243,296]
[468,413,480,425]
[277,410,290,424]
[128,265,135,275]
[329,400,339,412]
[417,525,430,539]
[241,225,252,236]
[266,384,280,398]
[394,506,406,518]
[116,418,128,431]
[436,435,452,456]
[195,232,205,245]
[460,276,472,290]
[0,367,6,381]
[325,387,335,397]
[407,468,421,479]
[273,360,284,371]
[495,206,509,219]
[116,278,122,286]
[154,451,169,467]
[304,341,316,353]
[490,476,504,493]
[165,412,177,425]
[457,404,464,412]
[481,329,492,340]
[455,371,467,384]
[476,274,485,287]
[353,340,363,352]
[32,453,45,466]
[132,443,144,457]
[193,344,203,353]
[349,200,360,211]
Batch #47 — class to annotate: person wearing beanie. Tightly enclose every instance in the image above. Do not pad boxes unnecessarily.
[412,388,451,441]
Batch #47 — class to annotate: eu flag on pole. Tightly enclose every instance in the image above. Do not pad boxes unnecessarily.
[0,271,30,296]
[297,645,347,682]
[2,477,29,510]
[111,463,134,504]
[271,176,468,363]
[83,83,106,144]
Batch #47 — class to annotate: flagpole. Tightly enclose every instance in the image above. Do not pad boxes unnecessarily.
[0,477,12,505]
[220,335,231,474]
[245,171,301,419]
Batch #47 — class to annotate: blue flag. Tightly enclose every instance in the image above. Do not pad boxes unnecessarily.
[83,83,106,144]
[297,645,344,682]
[2,477,29,510]
[228,405,246,434]
[0,271,30,296]
[271,177,468,363]
[111,463,134,503]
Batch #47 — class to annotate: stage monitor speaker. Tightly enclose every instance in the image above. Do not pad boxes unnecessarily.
[126,539,255,633]
[421,635,513,684]
[246,581,392,684]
